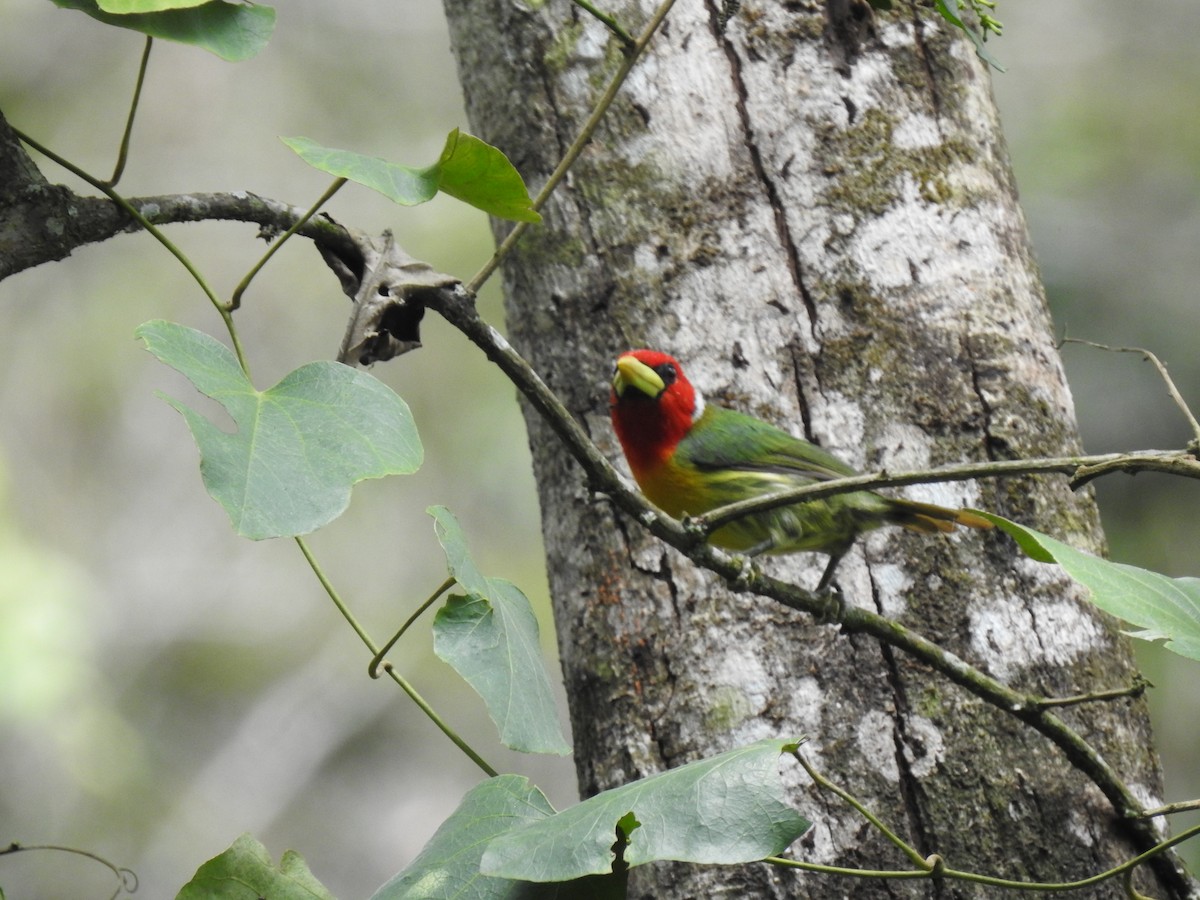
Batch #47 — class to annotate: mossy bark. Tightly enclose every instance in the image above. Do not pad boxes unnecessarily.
[443,0,1191,896]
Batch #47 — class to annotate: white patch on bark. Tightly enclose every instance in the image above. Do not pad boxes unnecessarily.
[900,714,946,779]
[891,113,943,150]
[856,709,900,783]
[969,596,1103,681]
[869,562,914,618]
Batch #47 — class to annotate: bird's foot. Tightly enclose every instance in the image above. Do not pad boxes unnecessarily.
[727,554,758,592]
[813,583,846,625]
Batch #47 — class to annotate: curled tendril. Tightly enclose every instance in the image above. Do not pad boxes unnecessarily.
[0,843,138,898]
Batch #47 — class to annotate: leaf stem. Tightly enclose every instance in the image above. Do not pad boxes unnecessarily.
[466,0,679,294]
[229,177,347,311]
[294,538,497,777]
[570,0,636,46]
[102,35,153,189]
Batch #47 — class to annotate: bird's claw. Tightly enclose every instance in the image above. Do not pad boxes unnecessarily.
[813,583,846,625]
[727,554,757,591]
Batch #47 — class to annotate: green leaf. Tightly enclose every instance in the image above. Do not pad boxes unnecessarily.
[175,833,335,900]
[481,738,811,881]
[280,136,440,207]
[99,0,210,11]
[433,130,542,223]
[932,0,1004,72]
[281,130,541,224]
[136,320,422,540]
[429,507,571,755]
[372,776,550,899]
[50,0,275,61]
[979,513,1200,661]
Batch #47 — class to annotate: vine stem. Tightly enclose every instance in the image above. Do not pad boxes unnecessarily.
[768,822,1200,893]
[369,576,456,679]
[465,0,680,295]
[102,35,153,188]
[12,126,253,376]
[229,176,347,310]
[794,750,928,869]
[785,753,1200,891]
[294,537,497,777]
[0,843,138,897]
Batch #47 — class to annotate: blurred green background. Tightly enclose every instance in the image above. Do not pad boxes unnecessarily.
[0,2,1196,897]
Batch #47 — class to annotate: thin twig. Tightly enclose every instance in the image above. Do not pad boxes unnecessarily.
[1028,675,1151,710]
[1063,339,1200,448]
[694,450,1200,535]
[1130,799,1200,820]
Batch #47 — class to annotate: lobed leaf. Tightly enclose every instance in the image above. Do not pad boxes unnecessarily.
[175,833,335,900]
[481,738,811,882]
[51,0,275,61]
[136,320,422,540]
[979,513,1200,661]
[429,507,571,755]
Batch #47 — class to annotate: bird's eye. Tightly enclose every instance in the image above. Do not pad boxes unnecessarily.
[654,363,677,386]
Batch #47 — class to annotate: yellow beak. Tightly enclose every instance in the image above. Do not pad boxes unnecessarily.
[613,355,666,399]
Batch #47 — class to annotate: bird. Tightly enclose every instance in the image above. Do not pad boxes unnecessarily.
[609,348,992,592]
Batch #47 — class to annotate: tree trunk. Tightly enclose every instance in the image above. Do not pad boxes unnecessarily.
[443,0,1191,896]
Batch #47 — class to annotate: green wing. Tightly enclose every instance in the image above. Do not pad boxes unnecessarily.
[677,406,858,482]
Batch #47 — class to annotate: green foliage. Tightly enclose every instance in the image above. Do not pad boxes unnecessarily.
[281,129,542,223]
[430,506,571,755]
[175,833,334,900]
[374,742,808,897]
[49,0,275,61]
[933,0,1004,71]
[481,739,811,881]
[136,320,422,539]
[981,513,1200,661]
[370,775,604,899]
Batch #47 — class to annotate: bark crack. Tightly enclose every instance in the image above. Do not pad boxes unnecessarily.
[871,572,939,881]
[909,5,944,118]
[709,3,818,338]
[964,331,999,462]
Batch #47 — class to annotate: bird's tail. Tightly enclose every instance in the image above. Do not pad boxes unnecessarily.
[886,499,993,535]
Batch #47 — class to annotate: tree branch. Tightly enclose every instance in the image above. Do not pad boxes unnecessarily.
[1,113,358,281]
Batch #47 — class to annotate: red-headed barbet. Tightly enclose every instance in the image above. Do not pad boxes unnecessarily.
[609,349,992,591]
